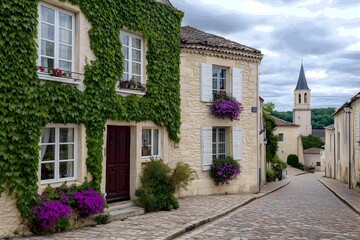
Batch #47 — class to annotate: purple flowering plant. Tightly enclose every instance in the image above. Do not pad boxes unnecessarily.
[30,181,106,233]
[210,157,241,185]
[210,92,243,121]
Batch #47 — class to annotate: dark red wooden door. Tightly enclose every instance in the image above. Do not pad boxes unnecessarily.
[106,126,130,202]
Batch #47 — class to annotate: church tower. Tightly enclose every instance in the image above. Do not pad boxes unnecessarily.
[293,63,312,136]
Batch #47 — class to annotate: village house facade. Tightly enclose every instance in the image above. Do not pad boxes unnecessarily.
[0,0,182,236]
[168,26,264,196]
[325,93,360,189]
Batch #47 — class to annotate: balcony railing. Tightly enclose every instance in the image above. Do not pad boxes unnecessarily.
[37,66,82,83]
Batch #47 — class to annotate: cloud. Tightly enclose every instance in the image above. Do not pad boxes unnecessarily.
[172,0,264,34]
[305,70,328,79]
[271,21,349,55]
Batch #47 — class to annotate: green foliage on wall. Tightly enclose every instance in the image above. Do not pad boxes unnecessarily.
[0,0,183,218]
[264,112,278,162]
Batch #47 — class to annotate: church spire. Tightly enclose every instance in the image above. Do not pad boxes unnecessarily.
[295,63,310,90]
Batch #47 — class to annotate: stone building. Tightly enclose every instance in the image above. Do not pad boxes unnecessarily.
[168,26,264,196]
[0,0,181,236]
[325,92,360,189]
[273,117,304,164]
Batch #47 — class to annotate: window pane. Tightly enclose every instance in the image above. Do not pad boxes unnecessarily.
[60,144,74,160]
[212,129,216,142]
[212,144,216,154]
[60,161,74,178]
[121,34,129,46]
[124,60,129,73]
[153,129,159,155]
[41,40,54,57]
[59,60,71,72]
[132,38,141,49]
[220,79,226,90]
[218,143,226,154]
[220,69,226,78]
[218,128,226,142]
[59,28,72,44]
[41,145,55,161]
[122,46,129,59]
[219,154,226,159]
[132,62,141,75]
[41,128,55,143]
[41,57,54,69]
[142,129,152,157]
[122,73,129,80]
[41,23,55,40]
[132,49,141,62]
[41,162,55,180]
[59,12,72,29]
[41,6,55,24]
[59,44,72,60]
[60,128,74,142]
[132,75,141,83]
[212,78,217,90]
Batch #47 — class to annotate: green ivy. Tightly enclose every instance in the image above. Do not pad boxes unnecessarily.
[0,0,183,218]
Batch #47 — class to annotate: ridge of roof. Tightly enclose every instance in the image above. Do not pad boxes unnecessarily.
[295,63,310,90]
[180,26,262,56]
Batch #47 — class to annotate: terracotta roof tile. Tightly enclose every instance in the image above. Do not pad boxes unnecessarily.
[273,116,299,127]
[180,26,262,55]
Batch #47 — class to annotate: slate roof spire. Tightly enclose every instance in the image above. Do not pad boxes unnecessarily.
[295,62,310,90]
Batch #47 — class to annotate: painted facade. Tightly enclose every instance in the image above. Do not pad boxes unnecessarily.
[325,93,360,189]
[168,26,264,196]
[273,117,304,164]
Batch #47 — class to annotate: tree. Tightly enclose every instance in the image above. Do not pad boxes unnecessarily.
[301,135,324,150]
[264,111,278,162]
[264,102,275,113]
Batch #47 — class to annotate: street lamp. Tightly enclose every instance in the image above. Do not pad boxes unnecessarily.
[343,101,352,189]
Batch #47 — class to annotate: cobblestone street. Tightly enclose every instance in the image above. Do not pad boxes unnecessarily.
[178,173,360,240]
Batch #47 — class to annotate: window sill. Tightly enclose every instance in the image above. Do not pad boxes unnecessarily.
[38,74,81,85]
[40,177,77,185]
[116,88,146,97]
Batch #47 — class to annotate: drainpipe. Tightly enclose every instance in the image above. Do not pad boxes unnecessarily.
[343,102,352,189]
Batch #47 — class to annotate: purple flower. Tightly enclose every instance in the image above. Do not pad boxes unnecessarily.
[71,189,105,217]
[210,157,241,185]
[210,95,243,121]
[32,200,73,230]
[38,66,45,72]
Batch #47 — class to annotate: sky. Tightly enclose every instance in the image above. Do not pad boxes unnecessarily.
[171,0,360,111]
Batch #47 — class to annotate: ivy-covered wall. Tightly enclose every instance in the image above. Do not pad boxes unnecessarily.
[0,0,183,218]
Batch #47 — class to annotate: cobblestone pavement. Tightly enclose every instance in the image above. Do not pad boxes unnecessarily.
[178,173,360,240]
[26,180,289,240]
[318,175,360,214]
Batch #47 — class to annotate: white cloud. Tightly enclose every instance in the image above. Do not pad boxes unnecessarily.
[306,70,328,79]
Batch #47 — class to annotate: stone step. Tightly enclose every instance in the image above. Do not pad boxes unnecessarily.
[107,200,135,212]
[108,206,145,222]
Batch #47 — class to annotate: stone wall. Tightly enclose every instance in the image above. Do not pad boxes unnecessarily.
[274,126,300,163]
[324,127,335,178]
[168,50,260,196]
[0,191,27,237]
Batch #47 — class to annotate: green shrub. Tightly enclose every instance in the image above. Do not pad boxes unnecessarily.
[271,155,287,180]
[266,169,276,182]
[287,154,299,167]
[94,214,109,225]
[171,162,198,192]
[135,159,196,212]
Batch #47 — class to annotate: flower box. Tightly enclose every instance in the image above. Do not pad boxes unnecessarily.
[210,92,243,121]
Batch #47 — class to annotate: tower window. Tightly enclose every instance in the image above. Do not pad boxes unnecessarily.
[298,94,301,104]
[304,93,307,103]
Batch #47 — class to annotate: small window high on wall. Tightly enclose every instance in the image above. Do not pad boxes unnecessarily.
[304,93,307,103]
[298,94,301,104]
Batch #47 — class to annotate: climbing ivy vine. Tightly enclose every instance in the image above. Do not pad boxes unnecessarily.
[0,0,183,218]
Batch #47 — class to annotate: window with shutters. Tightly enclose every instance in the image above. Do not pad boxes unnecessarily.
[212,127,227,160]
[201,64,242,102]
[37,3,79,82]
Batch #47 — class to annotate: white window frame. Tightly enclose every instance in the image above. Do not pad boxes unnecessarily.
[141,128,160,158]
[212,66,228,95]
[39,124,78,184]
[212,127,227,160]
[120,30,145,84]
[37,2,76,81]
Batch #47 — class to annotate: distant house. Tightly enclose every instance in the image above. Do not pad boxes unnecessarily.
[169,26,265,195]
[325,92,360,188]
[303,147,324,172]
[273,116,304,164]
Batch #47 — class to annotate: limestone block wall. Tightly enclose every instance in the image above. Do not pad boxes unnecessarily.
[351,98,360,188]
[168,50,260,196]
[0,191,27,237]
[324,127,335,178]
[334,111,349,183]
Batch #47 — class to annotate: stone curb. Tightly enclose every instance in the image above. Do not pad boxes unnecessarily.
[317,178,360,216]
[162,180,291,240]
[295,172,308,176]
